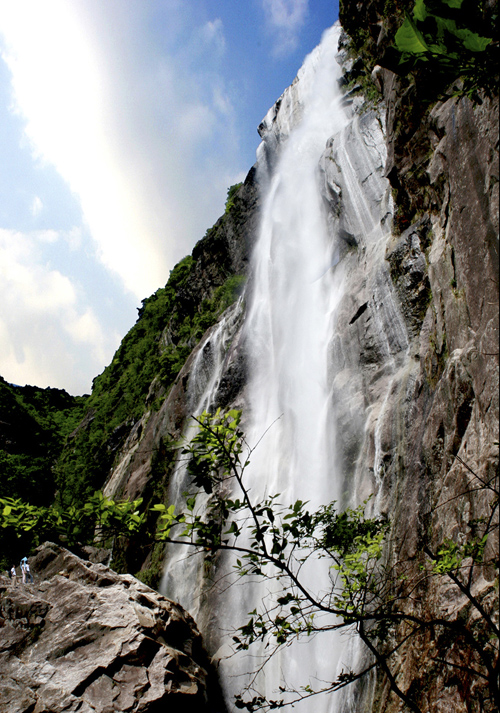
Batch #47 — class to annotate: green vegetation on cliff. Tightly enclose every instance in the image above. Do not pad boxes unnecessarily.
[0,377,86,505]
[395,0,496,96]
[53,181,250,508]
[340,0,498,97]
[54,261,245,508]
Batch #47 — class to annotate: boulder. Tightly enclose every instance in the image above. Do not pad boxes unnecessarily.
[0,542,225,713]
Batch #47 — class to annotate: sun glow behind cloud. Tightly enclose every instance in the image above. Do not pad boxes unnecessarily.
[0,0,248,392]
[0,0,245,299]
[0,0,173,299]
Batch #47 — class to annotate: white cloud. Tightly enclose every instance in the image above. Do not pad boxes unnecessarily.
[37,229,58,244]
[65,227,83,251]
[65,309,111,364]
[200,19,226,58]
[0,229,73,310]
[262,0,309,56]
[212,85,233,118]
[0,228,120,392]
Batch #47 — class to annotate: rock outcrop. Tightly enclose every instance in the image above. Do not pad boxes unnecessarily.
[0,543,226,713]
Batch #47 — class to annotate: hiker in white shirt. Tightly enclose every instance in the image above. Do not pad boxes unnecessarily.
[20,557,33,584]
[24,560,33,584]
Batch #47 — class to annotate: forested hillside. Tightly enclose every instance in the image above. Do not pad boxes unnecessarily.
[0,377,86,569]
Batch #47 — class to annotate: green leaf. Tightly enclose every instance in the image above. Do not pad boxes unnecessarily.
[395,15,430,55]
[441,0,464,7]
[413,0,428,22]
[224,521,238,535]
[462,32,492,52]
[434,16,493,53]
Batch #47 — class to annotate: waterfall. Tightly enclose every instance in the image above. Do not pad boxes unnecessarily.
[245,24,348,509]
[160,21,407,712]
[217,24,351,712]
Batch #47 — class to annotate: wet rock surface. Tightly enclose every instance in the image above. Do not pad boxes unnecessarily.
[338,4,498,711]
[0,543,225,713]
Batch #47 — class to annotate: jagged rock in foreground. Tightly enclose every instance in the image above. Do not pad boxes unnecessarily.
[0,543,225,713]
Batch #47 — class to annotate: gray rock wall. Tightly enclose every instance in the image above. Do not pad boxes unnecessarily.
[374,90,498,713]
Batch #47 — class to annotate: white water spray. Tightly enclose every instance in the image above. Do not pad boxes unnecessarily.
[160,21,408,712]
[160,299,244,619]
[217,25,350,712]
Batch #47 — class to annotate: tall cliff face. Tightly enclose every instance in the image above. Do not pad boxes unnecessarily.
[15,7,496,712]
[366,87,497,713]
[337,2,498,709]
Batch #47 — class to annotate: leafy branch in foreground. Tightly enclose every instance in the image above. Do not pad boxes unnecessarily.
[0,491,145,550]
[153,410,499,712]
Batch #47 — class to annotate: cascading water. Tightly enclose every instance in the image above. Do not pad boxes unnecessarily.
[217,24,351,712]
[245,28,348,507]
[160,298,244,620]
[160,20,409,713]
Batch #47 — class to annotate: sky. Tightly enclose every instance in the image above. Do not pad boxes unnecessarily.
[0,0,339,395]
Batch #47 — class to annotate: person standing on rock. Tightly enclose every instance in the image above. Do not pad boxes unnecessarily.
[23,558,33,584]
[10,565,17,585]
[20,558,26,583]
